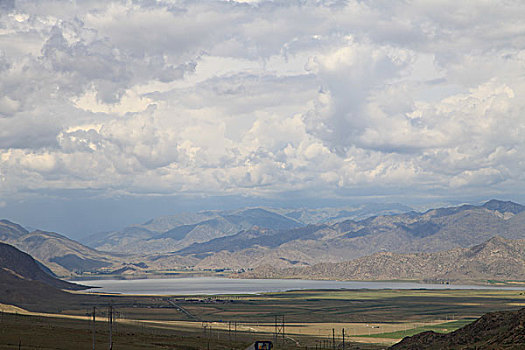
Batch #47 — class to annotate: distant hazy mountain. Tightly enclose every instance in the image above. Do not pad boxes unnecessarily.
[275,202,413,224]
[0,220,117,276]
[83,207,304,254]
[82,203,412,254]
[242,236,525,283]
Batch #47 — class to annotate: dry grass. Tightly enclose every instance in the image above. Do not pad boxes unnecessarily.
[2,288,525,348]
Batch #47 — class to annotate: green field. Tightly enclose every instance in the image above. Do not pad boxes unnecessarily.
[1,288,524,349]
[164,289,525,323]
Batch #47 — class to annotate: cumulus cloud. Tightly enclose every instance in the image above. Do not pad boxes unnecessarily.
[1,0,525,204]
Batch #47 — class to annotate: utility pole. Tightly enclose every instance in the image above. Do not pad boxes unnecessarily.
[273,315,278,345]
[282,315,285,344]
[274,315,285,345]
[274,316,277,343]
[342,328,345,350]
[332,328,335,350]
[92,307,96,350]
[208,324,212,350]
[108,305,113,350]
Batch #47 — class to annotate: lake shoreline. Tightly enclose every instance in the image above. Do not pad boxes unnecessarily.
[70,276,525,296]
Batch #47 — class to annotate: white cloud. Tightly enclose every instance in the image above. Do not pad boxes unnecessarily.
[1,0,525,204]
[0,95,20,116]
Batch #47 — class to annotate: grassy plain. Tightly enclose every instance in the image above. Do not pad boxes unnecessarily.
[1,288,524,349]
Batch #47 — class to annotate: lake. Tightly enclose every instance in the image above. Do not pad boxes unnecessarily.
[76,277,525,295]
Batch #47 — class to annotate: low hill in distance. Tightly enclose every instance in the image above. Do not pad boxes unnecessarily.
[390,307,525,349]
[241,236,525,284]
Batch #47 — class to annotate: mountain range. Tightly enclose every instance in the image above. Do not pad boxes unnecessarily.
[183,199,525,270]
[241,236,525,284]
[82,208,303,254]
[0,199,524,284]
[81,203,411,254]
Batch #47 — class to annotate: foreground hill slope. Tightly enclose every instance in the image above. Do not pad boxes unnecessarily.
[0,242,86,290]
[0,242,90,311]
[242,236,525,283]
[390,308,525,349]
[0,267,83,311]
[0,243,107,313]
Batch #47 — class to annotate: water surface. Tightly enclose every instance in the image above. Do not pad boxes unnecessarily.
[77,277,525,295]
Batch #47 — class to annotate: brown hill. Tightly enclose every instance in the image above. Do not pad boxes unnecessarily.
[0,220,118,276]
[0,219,29,240]
[390,307,525,349]
[0,242,86,290]
[0,267,83,311]
[182,200,525,270]
[0,220,196,277]
[242,236,525,284]
[0,242,93,312]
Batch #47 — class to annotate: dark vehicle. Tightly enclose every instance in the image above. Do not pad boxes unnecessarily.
[254,340,273,349]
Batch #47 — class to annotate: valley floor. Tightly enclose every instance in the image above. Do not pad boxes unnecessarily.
[1,288,525,349]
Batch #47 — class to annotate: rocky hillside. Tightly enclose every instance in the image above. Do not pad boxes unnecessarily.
[390,308,525,349]
[241,236,525,283]
[0,219,200,277]
[0,220,120,276]
[192,200,525,270]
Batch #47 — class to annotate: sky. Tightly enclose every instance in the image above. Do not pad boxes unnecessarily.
[1,0,525,237]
